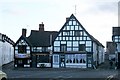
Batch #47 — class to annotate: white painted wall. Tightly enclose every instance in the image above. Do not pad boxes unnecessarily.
[98,46,105,64]
[0,40,14,67]
[93,42,97,62]
[93,42,105,65]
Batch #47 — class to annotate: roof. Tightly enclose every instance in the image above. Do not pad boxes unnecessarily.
[14,36,32,47]
[27,30,58,47]
[54,14,104,47]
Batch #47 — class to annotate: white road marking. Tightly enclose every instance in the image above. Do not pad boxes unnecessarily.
[106,74,116,80]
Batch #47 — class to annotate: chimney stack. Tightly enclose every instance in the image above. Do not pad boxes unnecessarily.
[22,28,27,37]
[66,17,69,21]
[39,22,44,31]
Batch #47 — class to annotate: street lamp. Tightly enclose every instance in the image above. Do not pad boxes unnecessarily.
[49,50,52,68]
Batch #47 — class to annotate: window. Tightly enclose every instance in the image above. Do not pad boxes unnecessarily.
[67,47,72,51]
[73,48,78,51]
[54,41,60,46]
[42,47,47,52]
[86,47,91,52]
[67,26,70,30]
[86,41,91,46]
[80,41,85,44]
[61,41,66,44]
[63,32,67,36]
[61,44,67,51]
[75,26,78,30]
[71,26,74,30]
[73,21,76,25]
[67,41,72,46]
[69,21,72,25]
[73,41,78,47]
[18,45,26,53]
[54,47,60,52]
[37,55,49,63]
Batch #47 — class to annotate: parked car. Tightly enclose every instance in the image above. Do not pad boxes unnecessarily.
[0,71,7,80]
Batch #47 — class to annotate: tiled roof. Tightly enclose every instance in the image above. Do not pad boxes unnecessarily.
[27,30,58,47]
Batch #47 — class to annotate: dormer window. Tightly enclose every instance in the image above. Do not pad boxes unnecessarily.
[18,45,27,53]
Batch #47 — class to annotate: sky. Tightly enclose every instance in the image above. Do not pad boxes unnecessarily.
[0,0,119,48]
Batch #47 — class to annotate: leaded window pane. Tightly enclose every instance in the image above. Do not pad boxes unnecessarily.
[61,41,66,44]
[83,37,86,40]
[73,41,78,46]
[54,41,60,46]
[86,41,91,46]
[67,48,72,51]
[71,26,74,30]
[54,55,59,63]
[73,48,78,51]
[80,41,85,44]
[75,26,78,30]
[86,48,91,52]
[69,21,72,25]
[67,41,72,46]
[67,26,70,30]
[73,21,76,25]
[87,37,91,40]
[54,47,60,52]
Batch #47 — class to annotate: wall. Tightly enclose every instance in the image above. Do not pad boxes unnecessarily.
[0,38,14,69]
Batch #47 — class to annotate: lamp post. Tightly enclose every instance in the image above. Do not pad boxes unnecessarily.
[50,50,52,68]
[0,44,3,71]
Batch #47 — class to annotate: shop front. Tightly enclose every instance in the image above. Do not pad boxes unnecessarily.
[14,54,31,67]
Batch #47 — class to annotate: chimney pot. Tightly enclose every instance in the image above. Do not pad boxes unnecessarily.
[39,22,44,31]
[66,17,69,21]
[22,28,27,37]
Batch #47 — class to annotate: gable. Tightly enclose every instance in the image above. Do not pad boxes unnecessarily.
[54,14,104,48]
[55,14,91,41]
[53,14,93,52]
[14,36,31,47]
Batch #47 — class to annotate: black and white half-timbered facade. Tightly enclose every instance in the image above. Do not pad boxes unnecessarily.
[52,14,105,68]
[14,14,105,68]
[14,24,58,68]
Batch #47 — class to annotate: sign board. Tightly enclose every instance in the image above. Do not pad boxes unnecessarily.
[15,54,30,58]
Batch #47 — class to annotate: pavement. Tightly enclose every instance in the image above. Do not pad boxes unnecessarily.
[1,60,118,71]
[2,60,120,80]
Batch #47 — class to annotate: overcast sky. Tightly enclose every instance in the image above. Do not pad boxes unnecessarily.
[0,0,119,48]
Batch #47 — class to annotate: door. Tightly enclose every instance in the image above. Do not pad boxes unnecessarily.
[60,55,65,68]
[118,53,120,69]
[17,59,23,67]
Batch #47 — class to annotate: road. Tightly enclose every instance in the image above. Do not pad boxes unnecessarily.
[2,62,119,80]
